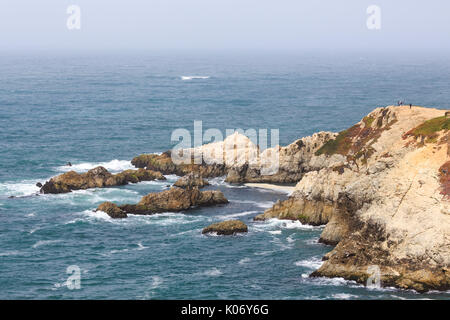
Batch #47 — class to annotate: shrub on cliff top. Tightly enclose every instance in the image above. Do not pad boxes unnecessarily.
[403,116,450,143]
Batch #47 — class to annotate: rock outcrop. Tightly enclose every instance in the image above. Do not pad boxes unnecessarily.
[40,167,166,194]
[173,172,209,189]
[131,151,226,178]
[97,186,228,216]
[96,202,127,219]
[255,106,450,292]
[202,220,248,235]
[132,131,337,185]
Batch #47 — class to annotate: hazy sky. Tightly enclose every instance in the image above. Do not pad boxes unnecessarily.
[0,0,449,53]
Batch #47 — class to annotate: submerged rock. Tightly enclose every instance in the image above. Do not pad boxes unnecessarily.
[40,167,166,194]
[102,186,228,216]
[202,220,248,235]
[96,202,127,219]
[173,172,209,189]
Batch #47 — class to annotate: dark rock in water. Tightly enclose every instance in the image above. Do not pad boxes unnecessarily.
[40,166,166,194]
[8,196,15,199]
[116,186,228,216]
[67,162,72,167]
[202,220,248,235]
[131,151,226,178]
[96,202,127,219]
[36,182,43,188]
[173,172,209,189]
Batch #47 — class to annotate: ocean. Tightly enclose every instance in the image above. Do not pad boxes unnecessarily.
[1,52,449,299]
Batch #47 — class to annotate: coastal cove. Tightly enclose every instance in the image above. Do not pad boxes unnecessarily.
[1,53,450,299]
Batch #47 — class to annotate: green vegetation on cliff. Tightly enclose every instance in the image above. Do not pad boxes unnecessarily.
[403,116,450,143]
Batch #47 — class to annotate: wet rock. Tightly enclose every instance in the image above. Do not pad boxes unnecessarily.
[131,151,226,178]
[40,167,166,194]
[36,182,42,188]
[173,172,209,189]
[96,202,127,219]
[202,220,248,235]
[118,186,228,215]
[253,198,335,226]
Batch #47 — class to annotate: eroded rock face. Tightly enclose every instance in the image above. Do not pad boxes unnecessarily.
[131,132,338,185]
[256,106,450,292]
[96,202,127,219]
[202,220,248,235]
[117,186,228,215]
[131,151,226,178]
[254,198,336,226]
[40,167,166,194]
[173,172,209,189]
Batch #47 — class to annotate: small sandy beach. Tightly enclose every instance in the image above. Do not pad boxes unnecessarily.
[244,183,295,194]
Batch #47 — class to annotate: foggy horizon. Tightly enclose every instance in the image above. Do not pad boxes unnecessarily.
[1,0,450,54]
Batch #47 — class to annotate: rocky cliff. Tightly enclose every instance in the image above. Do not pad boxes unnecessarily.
[132,131,337,184]
[255,105,450,292]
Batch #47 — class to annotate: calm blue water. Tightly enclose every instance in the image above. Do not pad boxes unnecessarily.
[1,53,450,299]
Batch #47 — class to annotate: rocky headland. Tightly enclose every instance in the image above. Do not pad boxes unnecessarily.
[251,105,449,292]
[42,104,449,292]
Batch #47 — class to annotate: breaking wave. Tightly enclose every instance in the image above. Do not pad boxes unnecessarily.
[55,159,134,173]
[181,76,210,80]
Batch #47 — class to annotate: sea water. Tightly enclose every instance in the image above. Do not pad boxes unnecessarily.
[1,52,450,299]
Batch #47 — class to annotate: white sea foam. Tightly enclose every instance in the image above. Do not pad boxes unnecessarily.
[331,293,359,300]
[306,276,357,287]
[0,180,40,197]
[0,250,22,257]
[268,230,282,235]
[238,258,251,265]
[107,242,149,255]
[46,188,142,207]
[294,256,323,269]
[80,209,112,222]
[29,227,40,234]
[149,276,163,289]
[181,76,210,80]
[55,159,134,173]
[220,210,258,220]
[254,250,274,256]
[32,240,63,249]
[286,235,296,243]
[255,218,323,231]
[201,268,223,277]
[79,209,204,227]
[270,236,294,251]
[304,237,323,245]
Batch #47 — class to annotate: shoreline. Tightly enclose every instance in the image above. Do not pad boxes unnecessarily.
[244,183,295,194]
